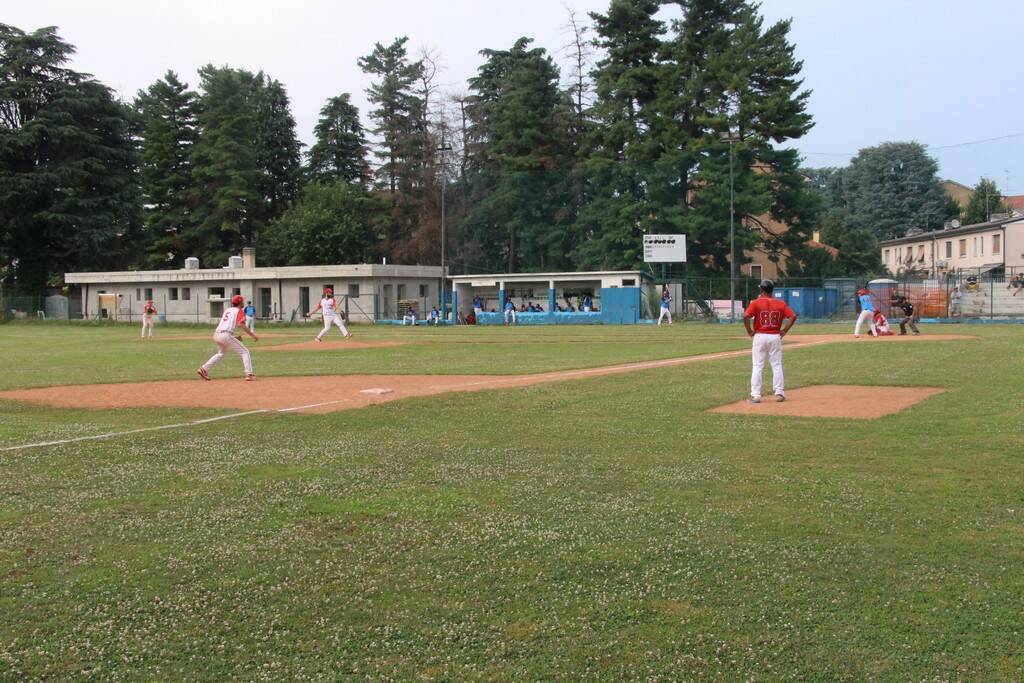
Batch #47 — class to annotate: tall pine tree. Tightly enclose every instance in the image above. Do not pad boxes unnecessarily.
[135,70,199,268]
[0,23,141,293]
[255,75,303,220]
[307,93,369,185]
[463,38,574,272]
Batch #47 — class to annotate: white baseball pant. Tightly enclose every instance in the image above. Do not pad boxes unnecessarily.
[140,316,154,338]
[751,333,784,399]
[317,314,349,339]
[658,307,672,325]
[854,309,877,336]
[504,309,516,324]
[202,332,253,375]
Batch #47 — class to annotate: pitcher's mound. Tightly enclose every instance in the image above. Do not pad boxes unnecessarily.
[709,385,946,419]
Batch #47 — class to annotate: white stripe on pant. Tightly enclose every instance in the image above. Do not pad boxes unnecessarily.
[854,309,877,336]
[202,332,253,376]
[751,333,784,399]
[317,314,349,339]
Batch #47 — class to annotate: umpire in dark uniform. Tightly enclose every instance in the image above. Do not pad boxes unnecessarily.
[894,296,920,335]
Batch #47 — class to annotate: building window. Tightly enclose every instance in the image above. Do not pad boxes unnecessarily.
[209,287,225,299]
[917,245,925,261]
[621,278,635,286]
[979,236,984,256]
[883,249,890,263]
[397,284,406,300]
[299,287,310,316]
[993,234,1001,255]
[419,284,429,298]
[348,284,360,298]
[750,265,763,280]
[182,287,191,301]
[958,239,967,257]
[169,287,179,301]
[945,241,952,258]
[144,287,153,300]
[136,288,141,301]
[232,287,241,297]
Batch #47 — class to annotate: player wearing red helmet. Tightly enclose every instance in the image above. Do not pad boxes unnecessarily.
[309,287,352,341]
[196,293,259,381]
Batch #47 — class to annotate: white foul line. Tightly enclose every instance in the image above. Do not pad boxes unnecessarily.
[0,410,270,453]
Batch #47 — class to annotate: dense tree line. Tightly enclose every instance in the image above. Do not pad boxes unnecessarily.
[7,2,970,295]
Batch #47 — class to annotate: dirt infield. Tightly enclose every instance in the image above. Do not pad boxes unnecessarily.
[0,333,971,415]
[708,385,947,419]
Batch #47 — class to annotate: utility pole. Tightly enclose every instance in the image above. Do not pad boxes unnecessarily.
[722,133,740,322]
[438,135,453,321]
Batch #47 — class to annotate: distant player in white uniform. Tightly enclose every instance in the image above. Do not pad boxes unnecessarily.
[309,287,352,341]
[197,294,259,381]
[140,299,157,339]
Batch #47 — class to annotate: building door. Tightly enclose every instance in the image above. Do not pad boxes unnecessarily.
[383,284,393,318]
[299,287,310,318]
[259,288,272,319]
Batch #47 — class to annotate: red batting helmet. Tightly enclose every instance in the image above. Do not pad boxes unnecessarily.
[231,294,244,306]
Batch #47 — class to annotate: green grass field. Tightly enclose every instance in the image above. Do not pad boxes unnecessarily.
[1,321,1022,680]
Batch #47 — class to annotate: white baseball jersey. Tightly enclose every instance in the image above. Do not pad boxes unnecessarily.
[320,297,340,318]
[215,306,245,334]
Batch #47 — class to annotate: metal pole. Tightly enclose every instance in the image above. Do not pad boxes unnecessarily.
[729,138,736,323]
[438,138,452,321]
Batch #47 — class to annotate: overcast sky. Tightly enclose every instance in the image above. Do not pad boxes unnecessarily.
[6,0,1023,194]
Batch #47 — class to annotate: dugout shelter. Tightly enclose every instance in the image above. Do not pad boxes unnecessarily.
[450,271,655,325]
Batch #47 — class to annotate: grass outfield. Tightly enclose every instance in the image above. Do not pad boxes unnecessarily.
[0,321,1022,680]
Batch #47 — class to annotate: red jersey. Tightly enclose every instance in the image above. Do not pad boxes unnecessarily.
[743,295,796,334]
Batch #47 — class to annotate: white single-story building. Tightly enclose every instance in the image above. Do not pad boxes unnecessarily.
[65,249,444,323]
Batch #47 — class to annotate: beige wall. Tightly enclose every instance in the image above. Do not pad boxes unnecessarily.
[882,221,1024,276]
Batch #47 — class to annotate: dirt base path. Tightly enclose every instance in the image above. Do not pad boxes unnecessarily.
[0,333,973,415]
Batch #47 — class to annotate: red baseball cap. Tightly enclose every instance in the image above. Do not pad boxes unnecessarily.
[231,294,244,306]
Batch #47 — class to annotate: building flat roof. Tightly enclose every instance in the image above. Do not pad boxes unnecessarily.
[450,270,651,283]
[879,216,1023,247]
[65,263,443,285]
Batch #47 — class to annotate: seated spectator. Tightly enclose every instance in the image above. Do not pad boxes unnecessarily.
[428,307,440,324]
[402,307,417,325]
[466,311,476,325]
[535,303,544,312]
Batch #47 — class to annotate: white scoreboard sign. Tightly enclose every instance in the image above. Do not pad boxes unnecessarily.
[643,234,687,263]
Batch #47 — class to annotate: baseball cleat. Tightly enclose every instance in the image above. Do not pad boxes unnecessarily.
[245,374,256,381]
[854,334,860,338]
[749,396,761,404]
[775,394,786,402]
[314,337,323,343]
[196,368,210,381]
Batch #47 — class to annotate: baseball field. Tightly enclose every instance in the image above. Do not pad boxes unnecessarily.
[1,321,1021,680]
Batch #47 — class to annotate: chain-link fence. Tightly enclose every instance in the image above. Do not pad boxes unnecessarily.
[659,273,1024,322]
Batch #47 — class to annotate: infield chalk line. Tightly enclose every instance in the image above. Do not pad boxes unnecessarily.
[1,339,835,453]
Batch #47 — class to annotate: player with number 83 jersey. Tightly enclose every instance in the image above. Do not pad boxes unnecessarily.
[742,280,797,403]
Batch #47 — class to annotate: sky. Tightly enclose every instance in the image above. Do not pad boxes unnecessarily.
[5,0,1024,194]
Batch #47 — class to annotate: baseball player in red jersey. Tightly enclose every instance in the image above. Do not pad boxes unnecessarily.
[197,294,259,381]
[742,279,797,403]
